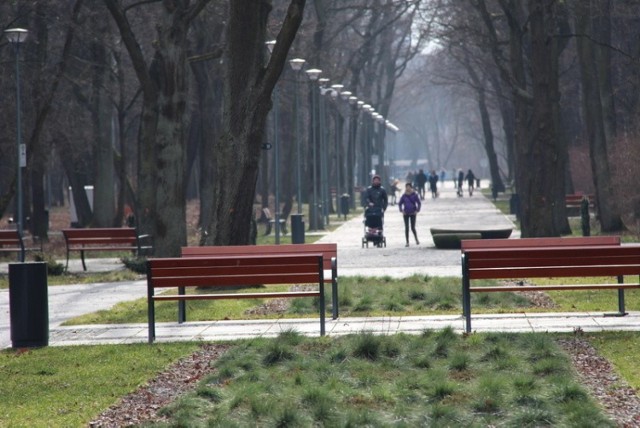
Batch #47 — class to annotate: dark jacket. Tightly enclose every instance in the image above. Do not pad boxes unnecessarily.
[365,184,388,211]
[399,191,421,215]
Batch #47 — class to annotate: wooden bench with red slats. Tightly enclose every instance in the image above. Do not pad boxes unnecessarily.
[0,229,43,261]
[182,243,339,319]
[146,253,326,343]
[460,236,639,332]
[62,227,152,271]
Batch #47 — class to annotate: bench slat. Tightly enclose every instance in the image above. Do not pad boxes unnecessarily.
[153,291,320,301]
[461,236,619,250]
[151,273,322,288]
[470,283,640,292]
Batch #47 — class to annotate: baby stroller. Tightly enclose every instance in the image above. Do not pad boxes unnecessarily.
[362,207,386,248]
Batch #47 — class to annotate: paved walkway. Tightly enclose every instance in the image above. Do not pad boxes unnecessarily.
[3,185,640,348]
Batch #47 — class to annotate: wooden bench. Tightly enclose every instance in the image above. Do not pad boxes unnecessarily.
[182,243,339,319]
[262,208,287,235]
[565,194,596,212]
[0,230,43,261]
[461,242,640,332]
[146,254,326,343]
[62,227,152,271]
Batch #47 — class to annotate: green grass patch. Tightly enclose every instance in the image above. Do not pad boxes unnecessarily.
[0,269,143,289]
[0,343,199,427]
[155,331,614,426]
[64,275,537,326]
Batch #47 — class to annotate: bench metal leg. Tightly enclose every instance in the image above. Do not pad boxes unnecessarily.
[320,283,326,336]
[178,286,186,323]
[617,275,628,316]
[147,277,155,343]
[332,279,338,319]
[462,255,472,333]
[319,259,326,336]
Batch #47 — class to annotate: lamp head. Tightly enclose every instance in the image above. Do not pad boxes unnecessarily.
[305,68,322,81]
[5,28,28,44]
[289,58,305,71]
[265,40,276,53]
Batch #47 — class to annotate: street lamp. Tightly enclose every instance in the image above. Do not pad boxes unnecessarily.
[289,58,305,215]
[266,40,281,244]
[330,84,344,212]
[305,68,322,230]
[318,78,331,226]
[6,28,28,262]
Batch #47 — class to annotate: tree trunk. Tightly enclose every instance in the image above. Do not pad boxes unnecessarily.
[205,0,305,245]
[519,0,569,237]
[104,0,211,256]
[575,0,624,232]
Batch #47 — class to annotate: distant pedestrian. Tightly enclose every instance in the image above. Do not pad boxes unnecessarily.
[428,170,439,198]
[398,182,421,247]
[390,179,400,206]
[415,169,428,200]
[465,169,476,196]
[457,169,464,197]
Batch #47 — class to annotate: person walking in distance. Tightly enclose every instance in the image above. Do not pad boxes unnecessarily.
[398,182,421,247]
[415,169,428,200]
[457,169,464,197]
[428,170,439,198]
[465,169,476,196]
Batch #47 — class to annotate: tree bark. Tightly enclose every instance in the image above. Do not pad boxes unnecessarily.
[104,0,211,256]
[205,0,306,245]
[575,0,624,232]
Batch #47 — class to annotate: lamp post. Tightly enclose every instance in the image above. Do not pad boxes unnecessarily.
[266,40,281,244]
[347,95,358,209]
[330,85,343,199]
[305,68,322,230]
[318,77,330,227]
[6,28,28,262]
[289,58,305,215]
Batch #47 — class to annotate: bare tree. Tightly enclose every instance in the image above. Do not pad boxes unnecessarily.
[203,0,306,245]
[104,0,211,256]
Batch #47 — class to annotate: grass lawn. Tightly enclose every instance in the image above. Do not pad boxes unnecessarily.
[0,343,199,426]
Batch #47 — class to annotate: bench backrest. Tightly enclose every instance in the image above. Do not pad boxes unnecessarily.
[181,243,337,271]
[147,254,324,288]
[62,228,138,245]
[0,230,22,247]
[461,236,620,251]
[464,245,640,280]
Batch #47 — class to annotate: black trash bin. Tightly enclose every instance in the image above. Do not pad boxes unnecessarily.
[291,214,305,244]
[509,194,520,219]
[340,194,350,220]
[9,262,48,348]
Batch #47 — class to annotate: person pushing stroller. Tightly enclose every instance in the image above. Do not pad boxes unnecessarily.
[362,175,388,247]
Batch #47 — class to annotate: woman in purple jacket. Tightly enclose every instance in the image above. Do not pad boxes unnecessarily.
[398,182,421,247]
